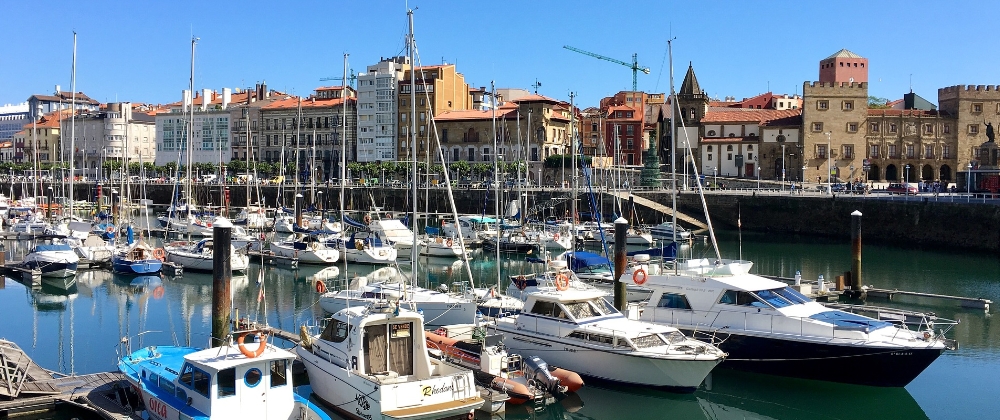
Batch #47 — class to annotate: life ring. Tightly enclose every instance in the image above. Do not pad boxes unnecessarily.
[152,285,165,299]
[446,238,454,247]
[152,248,166,261]
[259,233,266,241]
[106,226,114,233]
[355,239,364,251]
[555,273,570,291]
[363,214,372,225]
[310,242,319,251]
[237,331,268,358]
[315,280,327,294]
[553,233,560,240]
[514,275,528,291]
[632,268,648,285]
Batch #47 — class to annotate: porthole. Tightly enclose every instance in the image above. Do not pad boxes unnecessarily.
[245,368,262,388]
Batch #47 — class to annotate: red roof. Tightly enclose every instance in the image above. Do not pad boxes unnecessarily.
[701,108,801,125]
[511,94,561,104]
[262,96,352,110]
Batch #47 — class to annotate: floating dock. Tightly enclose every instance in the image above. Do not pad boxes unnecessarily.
[863,287,992,311]
[247,251,298,269]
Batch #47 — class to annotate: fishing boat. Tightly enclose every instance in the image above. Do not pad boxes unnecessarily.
[21,242,79,278]
[118,329,334,420]
[296,302,484,420]
[633,258,958,386]
[425,325,584,405]
[165,237,250,273]
[493,288,726,391]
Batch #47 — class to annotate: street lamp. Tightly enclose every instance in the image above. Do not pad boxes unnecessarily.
[968,163,974,196]
[781,143,786,192]
[802,166,807,187]
[713,167,718,189]
[904,164,911,185]
[825,132,832,194]
[754,157,760,190]
[850,164,855,184]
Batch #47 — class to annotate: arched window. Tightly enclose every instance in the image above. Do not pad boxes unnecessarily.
[748,145,754,151]
[707,130,717,136]
[726,145,734,151]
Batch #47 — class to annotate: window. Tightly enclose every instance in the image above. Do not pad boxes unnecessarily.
[218,368,236,397]
[727,153,733,161]
[817,100,829,110]
[870,122,880,132]
[869,144,879,158]
[943,145,952,159]
[529,300,559,317]
[419,112,425,121]
[706,129,717,136]
[754,289,794,308]
[812,122,823,132]
[969,124,979,134]
[441,129,448,143]
[400,114,406,122]
[889,144,897,158]
[847,123,858,132]
[889,123,897,133]
[656,293,691,309]
[178,364,210,397]
[707,146,713,152]
[718,290,767,307]
[843,144,854,159]
[319,318,351,343]
[817,144,827,159]
[270,360,288,387]
[626,139,633,149]
[924,124,934,134]
[925,145,934,159]
[842,100,854,110]
[244,368,262,388]
[943,124,950,134]
[591,123,598,131]
[727,145,734,151]
[626,125,634,134]
[906,144,915,158]
[708,154,713,161]
[747,152,753,160]
[972,103,983,113]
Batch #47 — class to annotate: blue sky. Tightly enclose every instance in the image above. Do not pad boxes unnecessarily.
[1,1,996,109]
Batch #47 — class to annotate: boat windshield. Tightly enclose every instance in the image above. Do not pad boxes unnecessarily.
[752,289,795,308]
[774,287,812,304]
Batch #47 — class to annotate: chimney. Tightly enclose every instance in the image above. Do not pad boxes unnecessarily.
[55,85,61,95]
[260,80,267,100]
[222,88,231,110]
[182,89,192,112]
[202,88,211,110]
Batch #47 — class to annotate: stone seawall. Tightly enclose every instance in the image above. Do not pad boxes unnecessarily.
[10,182,999,254]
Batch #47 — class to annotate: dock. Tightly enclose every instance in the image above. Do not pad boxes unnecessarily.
[863,287,992,310]
[247,251,298,269]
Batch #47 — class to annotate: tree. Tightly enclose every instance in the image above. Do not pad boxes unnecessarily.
[449,160,471,177]
[347,162,364,179]
[163,161,178,176]
[430,164,444,175]
[363,162,379,178]
[471,163,492,177]
[868,96,890,109]
[128,162,143,175]
[227,159,248,174]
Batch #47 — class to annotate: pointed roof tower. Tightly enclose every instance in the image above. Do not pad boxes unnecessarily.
[679,62,703,98]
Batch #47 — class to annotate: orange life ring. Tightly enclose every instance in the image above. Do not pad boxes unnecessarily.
[633,268,648,285]
[553,233,560,240]
[106,226,114,233]
[555,273,570,291]
[152,248,166,261]
[152,285,165,299]
[446,238,454,247]
[237,331,268,358]
[315,280,327,294]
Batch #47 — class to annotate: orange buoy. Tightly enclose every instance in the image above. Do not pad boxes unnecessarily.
[237,331,268,358]
[632,268,648,285]
[446,238,454,247]
[555,273,570,291]
[152,285,165,299]
[152,248,166,262]
[315,280,327,294]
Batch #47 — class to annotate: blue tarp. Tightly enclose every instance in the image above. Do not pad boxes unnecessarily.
[626,242,678,261]
[33,244,72,252]
[565,251,611,271]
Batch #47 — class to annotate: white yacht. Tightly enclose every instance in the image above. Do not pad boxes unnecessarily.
[506,259,652,303]
[269,233,339,264]
[633,258,958,387]
[165,238,250,273]
[369,219,416,254]
[493,289,725,391]
[606,226,654,246]
[419,236,465,258]
[328,231,397,265]
[296,304,484,419]
[319,279,479,327]
[21,242,80,278]
[648,221,691,240]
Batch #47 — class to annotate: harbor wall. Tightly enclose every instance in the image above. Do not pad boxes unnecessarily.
[9,182,1000,254]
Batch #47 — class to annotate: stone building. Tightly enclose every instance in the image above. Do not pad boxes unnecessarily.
[228,83,286,163]
[259,86,356,181]
[27,87,100,121]
[937,85,1000,173]
[155,90,233,167]
[14,110,65,164]
[801,80,868,184]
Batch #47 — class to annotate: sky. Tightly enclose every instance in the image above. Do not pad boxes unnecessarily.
[2,0,998,110]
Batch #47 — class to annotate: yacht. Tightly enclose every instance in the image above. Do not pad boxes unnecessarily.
[21,242,80,278]
[419,236,465,258]
[296,304,484,419]
[112,240,164,275]
[369,218,416,255]
[606,226,654,246]
[118,330,335,420]
[269,233,340,264]
[319,279,479,327]
[493,289,725,391]
[634,258,958,386]
[648,221,691,241]
[563,251,654,302]
[165,238,250,273]
[328,230,397,264]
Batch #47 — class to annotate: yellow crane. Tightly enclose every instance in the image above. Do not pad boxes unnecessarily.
[563,45,650,91]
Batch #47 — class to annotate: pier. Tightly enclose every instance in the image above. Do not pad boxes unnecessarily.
[604,191,708,229]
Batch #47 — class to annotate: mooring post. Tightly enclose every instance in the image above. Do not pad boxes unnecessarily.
[849,210,864,298]
[46,185,53,220]
[295,193,304,229]
[211,217,233,346]
[613,217,629,311]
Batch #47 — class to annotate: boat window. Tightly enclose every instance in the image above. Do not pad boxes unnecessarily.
[665,331,687,344]
[657,293,692,309]
[563,301,601,319]
[193,369,210,396]
[319,318,351,343]
[244,368,262,388]
[158,376,175,396]
[529,301,558,317]
[179,363,193,387]
[176,387,186,402]
[718,290,768,307]
[593,298,620,315]
[568,331,615,346]
[775,287,811,304]
[632,334,667,349]
[270,360,288,387]
[753,289,794,308]
[218,368,236,397]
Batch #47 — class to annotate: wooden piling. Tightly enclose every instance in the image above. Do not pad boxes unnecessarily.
[211,217,233,347]
[295,193,304,229]
[613,217,628,311]
[851,210,862,289]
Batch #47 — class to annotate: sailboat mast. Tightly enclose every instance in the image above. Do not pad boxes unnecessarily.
[339,53,349,278]
[490,82,500,283]
[186,37,197,243]
[68,32,77,218]
[295,98,302,203]
[668,39,678,253]
[408,10,418,270]
[570,92,577,234]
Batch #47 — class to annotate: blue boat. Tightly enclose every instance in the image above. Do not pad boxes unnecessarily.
[118,331,335,420]
[111,228,163,275]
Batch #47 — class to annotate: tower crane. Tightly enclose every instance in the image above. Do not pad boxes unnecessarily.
[319,69,357,89]
[563,45,649,91]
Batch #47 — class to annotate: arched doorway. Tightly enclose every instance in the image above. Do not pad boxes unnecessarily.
[868,164,880,181]
[885,164,898,181]
[903,164,915,182]
[774,158,784,179]
[940,164,952,181]
[921,164,934,181]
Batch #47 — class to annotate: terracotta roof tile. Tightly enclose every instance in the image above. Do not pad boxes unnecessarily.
[434,108,518,121]
[261,96,352,110]
[702,108,801,125]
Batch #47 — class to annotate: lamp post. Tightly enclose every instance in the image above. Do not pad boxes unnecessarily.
[713,167,717,189]
[781,143,786,192]
[802,166,807,189]
[904,164,911,185]
[754,157,760,190]
[968,162,973,197]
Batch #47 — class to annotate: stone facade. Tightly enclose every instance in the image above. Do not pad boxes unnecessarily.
[801,81,868,184]
[937,85,1000,171]
[864,109,957,182]
[397,64,472,162]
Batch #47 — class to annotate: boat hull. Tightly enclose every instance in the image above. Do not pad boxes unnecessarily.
[112,257,163,275]
[165,248,249,273]
[496,326,720,391]
[679,328,944,387]
[23,261,78,278]
[270,243,340,264]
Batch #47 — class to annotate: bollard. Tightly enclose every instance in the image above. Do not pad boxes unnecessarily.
[794,270,801,285]
[613,217,629,311]
[295,193,304,229]
[211,217,233,347]
[850,210,863,291]
[817,274,825,293]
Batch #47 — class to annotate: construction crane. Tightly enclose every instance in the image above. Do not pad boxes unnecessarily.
[319,69,357,89]
[563,45,649,91]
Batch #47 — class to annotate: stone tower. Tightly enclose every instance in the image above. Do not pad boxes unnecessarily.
[675,63,709,171]
[938,85,1000,171]
[819,49,868,84]
[801,81,868,184]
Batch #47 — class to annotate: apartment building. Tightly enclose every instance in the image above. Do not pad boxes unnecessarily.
[357,57,410,162]
[259,86,356,181]
[397,64,472,162]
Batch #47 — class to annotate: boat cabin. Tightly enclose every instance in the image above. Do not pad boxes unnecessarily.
[316,306,431,381]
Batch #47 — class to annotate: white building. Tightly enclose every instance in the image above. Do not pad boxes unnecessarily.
[72,103,157,178]
[155,89,232,166]
[0,102,29,142]
[356,57,409,162]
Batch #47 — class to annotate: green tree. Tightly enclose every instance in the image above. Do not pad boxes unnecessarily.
[430,164,444,175]
[128,162,143,175]
[227,159,248,174]
[449,160,471,177]
[471,163,492,177]
[347,162,364,179]
[868,96,890,109]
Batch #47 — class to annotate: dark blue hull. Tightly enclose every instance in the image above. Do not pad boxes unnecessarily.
[112,256,162,275]
[22,261,78,277]
[681,329,944,387]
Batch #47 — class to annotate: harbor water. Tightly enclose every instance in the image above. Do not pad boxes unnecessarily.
[1,230,997,420]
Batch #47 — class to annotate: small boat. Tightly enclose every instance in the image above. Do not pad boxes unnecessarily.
[165,238,250,273]
[118,329,335,420]
[297,303,484,420]
[419,236,465,258]
[233,206,271,230]
[270,233,340,265]
[563,251,654,302]
[21,242,79,278]
[493,288,726,391]
[369,218,416,254]
[482,230,539,254]
[112,241,164,275]
[328,230,397,265]
[425,325,584,405]
[647,221,691,241]
[606,227,653,246]
[231,225,265,252]
[319,278,479,326]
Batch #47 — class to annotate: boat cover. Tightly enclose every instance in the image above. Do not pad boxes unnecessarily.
[33,244,72,252]
[565,251,611,271]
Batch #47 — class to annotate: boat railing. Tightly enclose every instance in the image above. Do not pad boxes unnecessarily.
[648,307,948,344]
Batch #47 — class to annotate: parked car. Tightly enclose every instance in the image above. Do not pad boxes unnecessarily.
[886,182,918,195]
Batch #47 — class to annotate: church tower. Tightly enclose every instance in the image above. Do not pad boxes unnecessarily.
[819,49,868,84]
[676,62,708,125]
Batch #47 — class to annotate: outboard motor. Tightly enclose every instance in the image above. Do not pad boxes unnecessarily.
[523,356,568,396]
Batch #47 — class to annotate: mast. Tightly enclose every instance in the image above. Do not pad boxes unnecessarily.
[186,37,197,242]
[490,82,500,285]
[668,39,678,271]
[294,97,302,220]
[339,53,349,279]
[569,92,577,243]
[68,32,77,218]
[408,10,418,272]
[311,127,317,205]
